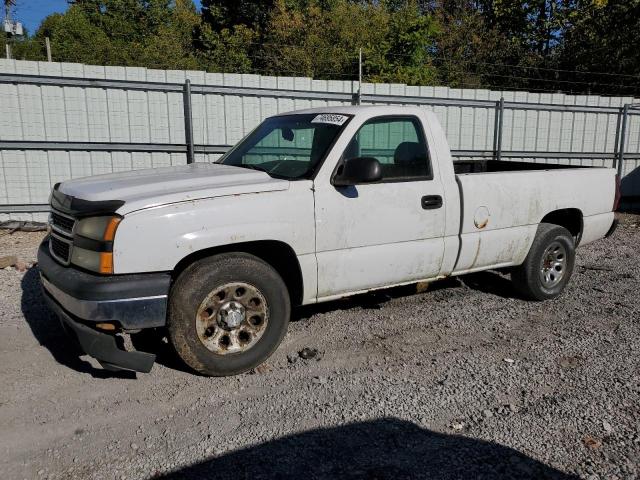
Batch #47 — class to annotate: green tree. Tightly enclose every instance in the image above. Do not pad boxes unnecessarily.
[368,1,439,85]
[201,0,276,32]
[431,2,490,89]
[432,1,583,92]
[5,0,640,96]
[196,23,256,73]
[558,0,640,95]
[135,0,203,70]
[262,0,438,85]
[35,9,117,65]
[30,0,203,69]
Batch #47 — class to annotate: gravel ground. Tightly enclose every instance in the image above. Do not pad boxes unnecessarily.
[0,215,638,480]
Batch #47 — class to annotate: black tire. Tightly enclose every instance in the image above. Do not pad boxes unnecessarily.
[168,253,290,376]
[511,223,576,301]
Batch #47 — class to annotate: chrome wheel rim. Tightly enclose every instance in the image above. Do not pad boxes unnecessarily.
[539,241,566,288]
[196,282,269,355]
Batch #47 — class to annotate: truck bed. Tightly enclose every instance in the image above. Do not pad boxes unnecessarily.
[453,159,588,175]
[451,164,616,275]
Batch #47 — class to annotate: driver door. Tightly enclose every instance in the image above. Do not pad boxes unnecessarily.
[313,115,446,299]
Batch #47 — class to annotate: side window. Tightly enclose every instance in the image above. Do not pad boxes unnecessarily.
[343,117,431,181]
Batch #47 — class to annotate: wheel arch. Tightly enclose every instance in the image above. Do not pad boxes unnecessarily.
[540,208,583,244]
[171,240,304,306]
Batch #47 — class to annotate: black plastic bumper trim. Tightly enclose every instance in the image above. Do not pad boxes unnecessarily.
[44,291,155,373]
[41,274,168,329]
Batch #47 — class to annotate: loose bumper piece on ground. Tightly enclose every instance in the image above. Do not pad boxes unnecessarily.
[43,293,156,372]
[37,239,171,372]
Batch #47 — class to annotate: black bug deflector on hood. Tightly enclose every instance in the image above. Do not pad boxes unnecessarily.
[50,183,125,218]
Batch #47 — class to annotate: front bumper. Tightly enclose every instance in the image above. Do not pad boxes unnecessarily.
[38,239,172,372]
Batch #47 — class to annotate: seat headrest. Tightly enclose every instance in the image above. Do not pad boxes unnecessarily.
[394,142,425,165]
[343,139,360,160]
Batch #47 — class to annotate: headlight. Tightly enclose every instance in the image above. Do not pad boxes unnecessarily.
[72,215,121,274]
[75,216,121,241]
[71,246,106,273]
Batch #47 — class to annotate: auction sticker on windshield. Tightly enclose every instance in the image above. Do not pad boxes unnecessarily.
[311,114,349,126]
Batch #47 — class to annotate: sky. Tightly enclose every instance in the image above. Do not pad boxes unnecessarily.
[11,0,68,34]
[11,0,203,35]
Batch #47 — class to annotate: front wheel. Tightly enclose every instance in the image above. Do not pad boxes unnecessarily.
[168,253,290,376]
[511,223,576,301]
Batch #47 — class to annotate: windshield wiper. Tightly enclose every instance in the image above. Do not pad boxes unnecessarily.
[233,163,291,180]
[239,164,288,179]
[238,164,272,174]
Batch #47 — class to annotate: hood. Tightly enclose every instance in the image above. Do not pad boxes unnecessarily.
[57,163,289,215]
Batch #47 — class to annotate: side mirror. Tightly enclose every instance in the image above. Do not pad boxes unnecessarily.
[332,157,382,187]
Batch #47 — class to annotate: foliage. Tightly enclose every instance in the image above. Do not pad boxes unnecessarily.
[259,0,438,85]
[196,23,256,73]
[3,0,640,95]
[557,0,640,95]
[201,0,276,32]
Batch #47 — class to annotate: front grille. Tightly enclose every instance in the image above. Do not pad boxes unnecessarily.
[51,211,75,234]
[50,235,71,264]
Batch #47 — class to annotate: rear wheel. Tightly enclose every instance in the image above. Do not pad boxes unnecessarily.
[511,223,576,301]
[168,253,290,376]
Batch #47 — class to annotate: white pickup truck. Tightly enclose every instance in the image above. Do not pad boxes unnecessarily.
[39,106,619,376]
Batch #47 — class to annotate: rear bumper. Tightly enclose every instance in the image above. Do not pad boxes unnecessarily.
[38,238,172,373]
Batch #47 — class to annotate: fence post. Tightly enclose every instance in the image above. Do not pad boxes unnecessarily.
[183,79,195,164]
[352,48,362,106]
[492,100,500,160]
[45,37,52,62]
[357,47,362,105]
[493,97,504,162]
[612,108,622,170]
[617,104,629,177]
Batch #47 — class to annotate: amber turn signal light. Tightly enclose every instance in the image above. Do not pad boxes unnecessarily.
[104,217,122,241]
[95,322,117,331]
[99,252,114,274]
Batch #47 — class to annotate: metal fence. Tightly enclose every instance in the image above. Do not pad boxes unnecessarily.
[1,59,640,221]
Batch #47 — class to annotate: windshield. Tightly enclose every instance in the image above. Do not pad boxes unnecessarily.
[218,113,352,179]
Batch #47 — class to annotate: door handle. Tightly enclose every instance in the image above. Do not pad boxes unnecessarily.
[421,195,443,210]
